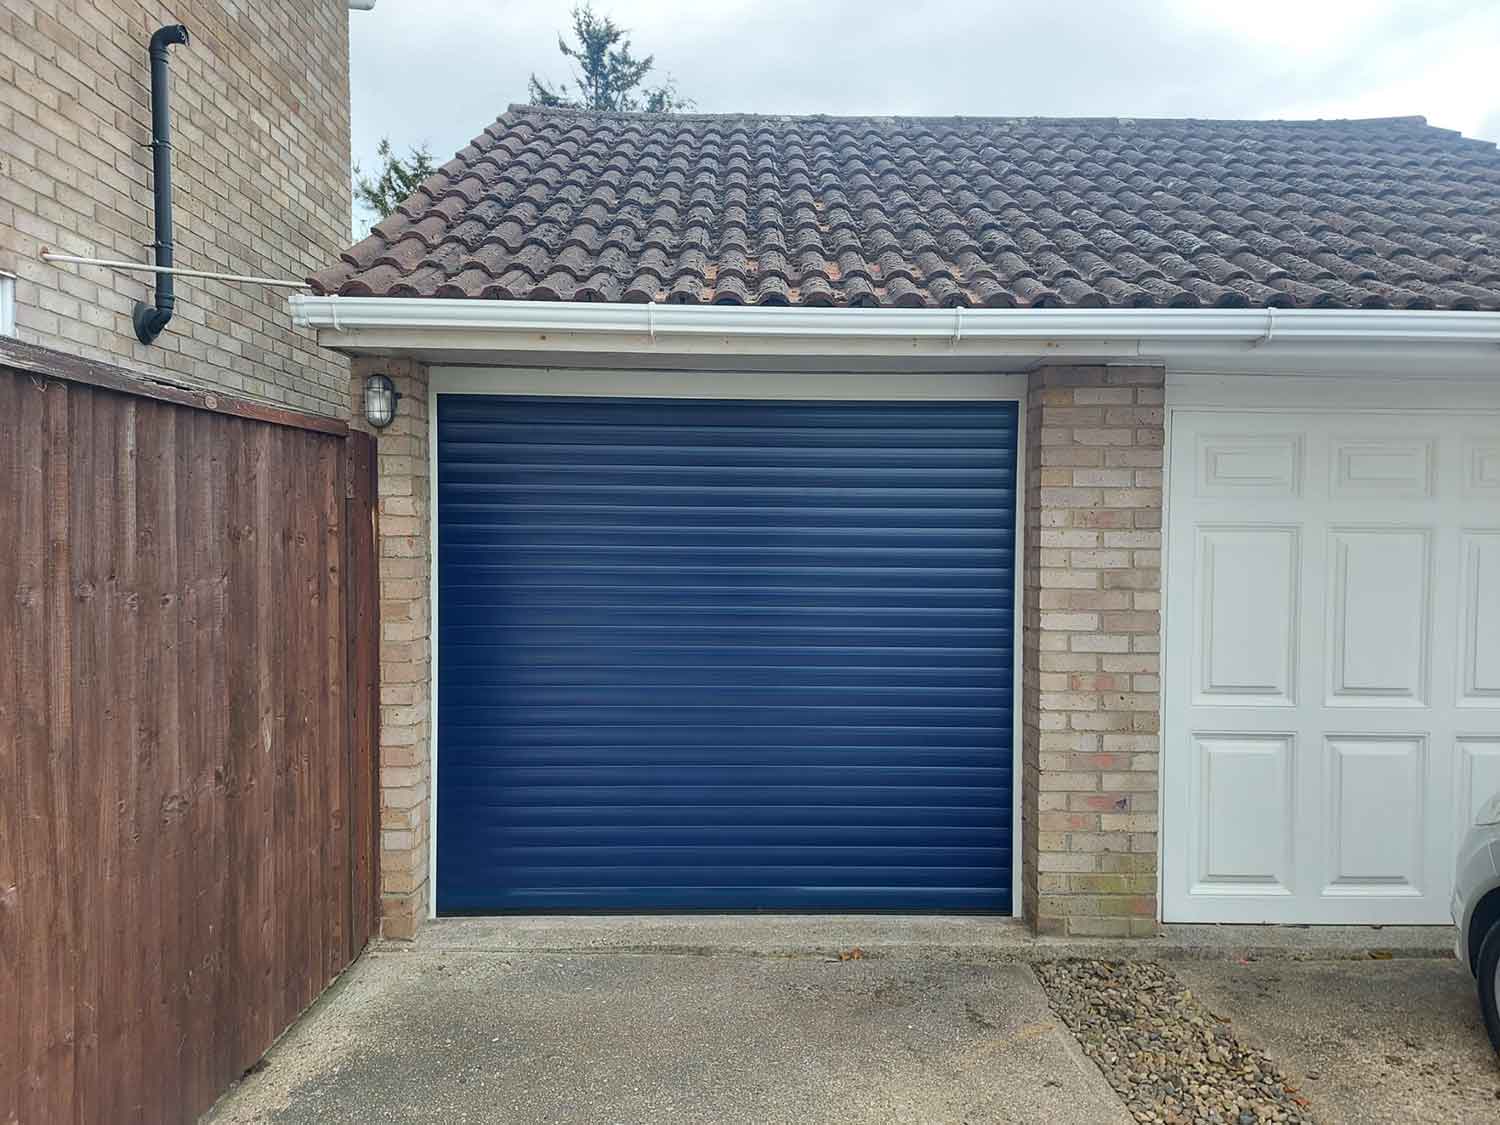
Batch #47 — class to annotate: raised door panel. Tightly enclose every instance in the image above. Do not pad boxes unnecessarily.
[1196,434,1302,499]
[1460,532,1500,706]
[1330,437,1436,500]
[1191,734,1294,895]
[1193,527,1299,706]
[1456,738,1500,829]
[1322,736,1426,896]
[1326,528,1431,707]
[1464,440,1500,497]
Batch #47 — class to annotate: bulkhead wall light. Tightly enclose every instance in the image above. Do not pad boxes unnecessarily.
[363,373,401,429]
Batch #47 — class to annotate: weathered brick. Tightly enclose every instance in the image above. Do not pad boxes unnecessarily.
[1064,915,1133,937]
[1070,633,1130,653]
[1070,548,1131,569]
[1039,568,1100,590]
[1069,874,1155,895]
[1039,486,1103,507]
[1101,655,1159,675]
[1022,365,1164,937]
[1102,611,1160,633]
[1072,793,1131,813]
[1102,530,1161,549]
[1039,812,1100,832]
[1037,853,1098,873]
[1071,507,1135,529]
[1037,771,1103,792]
[1040,446,1105,467]
[1039,529,1101,549]
[1071,468,1137,488]
[1101,487,1162,509]
[1069,711,1133,732]
[1054,590,1132,612]
[1072,427,1136,446]
[1100,772,1159,792]
[348,357,435,937]
[1070,387,1135,405]
[1039,611,1099,632]
[1100,813,1158,833]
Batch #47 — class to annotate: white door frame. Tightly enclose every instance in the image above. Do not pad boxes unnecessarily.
[1160,373,1500,924]
[427,365,1030,918]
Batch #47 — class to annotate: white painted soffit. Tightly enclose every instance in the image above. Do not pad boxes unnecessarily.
[287,297,1500,376]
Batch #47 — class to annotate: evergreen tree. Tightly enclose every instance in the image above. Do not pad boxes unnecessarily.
[528,4,692,113]
[353,138,436,221]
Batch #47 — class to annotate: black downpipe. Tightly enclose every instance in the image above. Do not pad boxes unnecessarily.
[133,24,190,346]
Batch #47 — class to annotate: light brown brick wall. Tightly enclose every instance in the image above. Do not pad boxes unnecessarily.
[0,0,351,415]
[351,356,432,939]
[1022,364,1165,937]
[355,360,1168,940]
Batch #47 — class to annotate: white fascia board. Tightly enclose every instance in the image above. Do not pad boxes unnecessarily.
[288,296,1500,377]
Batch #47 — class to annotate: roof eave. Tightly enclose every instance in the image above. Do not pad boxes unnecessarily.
[288,297,1500,378]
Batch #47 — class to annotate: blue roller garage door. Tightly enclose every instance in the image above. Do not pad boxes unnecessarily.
[436,394,1018,912]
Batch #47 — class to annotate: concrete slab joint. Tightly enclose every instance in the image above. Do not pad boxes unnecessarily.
[352,356,433,939]
[1022,364,1166,938]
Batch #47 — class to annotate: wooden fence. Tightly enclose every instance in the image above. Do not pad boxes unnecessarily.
[0,340,379,1124]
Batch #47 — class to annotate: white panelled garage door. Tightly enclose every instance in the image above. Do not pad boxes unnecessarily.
[1163,404,1500,924]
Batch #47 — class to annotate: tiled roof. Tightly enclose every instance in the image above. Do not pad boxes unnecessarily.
[314,108,1500,310]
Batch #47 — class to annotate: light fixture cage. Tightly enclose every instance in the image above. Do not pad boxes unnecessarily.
[363,372,399,429]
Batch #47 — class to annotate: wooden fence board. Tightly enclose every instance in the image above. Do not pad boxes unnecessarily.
[68,387,100,1125]
[0,375,20,1125]
[1,359,379,1125]
[323,439,348,981]
[223,413,255,1082]
[16,378,56,1124]
[0,370,21,1125]
[345,432,379,957]
[42,383,75,1125]
[250,423,277,1063]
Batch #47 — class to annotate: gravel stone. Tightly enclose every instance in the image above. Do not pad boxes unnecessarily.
[1035,959,1315,1125]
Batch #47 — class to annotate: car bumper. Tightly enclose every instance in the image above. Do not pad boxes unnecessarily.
[1453,831,1500,974]
[1454,886,1467,962]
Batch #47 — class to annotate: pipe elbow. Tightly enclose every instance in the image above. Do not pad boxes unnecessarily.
[132,302,173,346]
[150,24,190,55]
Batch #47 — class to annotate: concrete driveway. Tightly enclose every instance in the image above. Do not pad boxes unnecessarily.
[1176,958,1500,1125]
[206,918,1500,1125]
[206,941,1128,1125]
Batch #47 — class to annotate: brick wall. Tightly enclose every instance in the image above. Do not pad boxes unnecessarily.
[351,356,432,939]
[1022,363,1165,937]
[0,0,352,415]
[346,359,1169,939]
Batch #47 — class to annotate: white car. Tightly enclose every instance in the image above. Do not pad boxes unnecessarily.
[1454,794,1500,1051]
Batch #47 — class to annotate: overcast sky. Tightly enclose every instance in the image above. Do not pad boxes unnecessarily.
[350,0,1500,196]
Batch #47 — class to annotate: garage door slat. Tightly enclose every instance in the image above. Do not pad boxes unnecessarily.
[442,722,1011,750]
[438,395,1017,912]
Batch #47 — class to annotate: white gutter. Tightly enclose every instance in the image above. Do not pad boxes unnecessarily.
[288,296,1500,376]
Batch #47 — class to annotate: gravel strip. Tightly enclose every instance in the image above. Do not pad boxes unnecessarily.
[1035,959,1314,1124]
